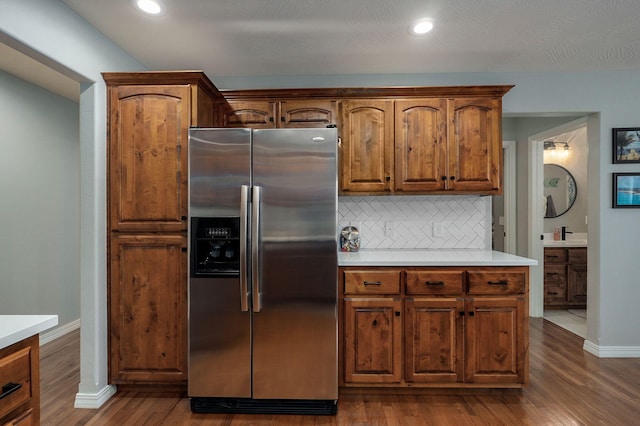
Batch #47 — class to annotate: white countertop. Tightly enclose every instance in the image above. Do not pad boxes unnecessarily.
[0,315,58,350]
[338,249,537,267]
[543,240,588,247]
[542,232,587,247]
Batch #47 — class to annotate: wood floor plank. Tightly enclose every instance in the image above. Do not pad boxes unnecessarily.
[39,319,640,425]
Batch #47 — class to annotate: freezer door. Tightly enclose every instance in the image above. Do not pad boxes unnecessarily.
[188,128,252,397]
[189,128,251,218]
[251,128,338,400]
[188,277,251,397]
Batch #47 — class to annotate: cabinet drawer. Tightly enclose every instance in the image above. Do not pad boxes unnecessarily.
[568,248,587,264]
[0,347,32,420]
[405,270,464,295]
[344,270,401,295]
[544,265,566,286]
[544,248,566,264]
[544,285,567,304]
[467,270,526,295]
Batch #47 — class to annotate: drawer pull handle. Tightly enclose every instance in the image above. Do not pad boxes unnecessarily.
[425,281,445,286]
[488,280,508,286]
[363,280,382,286]
[1,382,22,400]
[547,292,559,295]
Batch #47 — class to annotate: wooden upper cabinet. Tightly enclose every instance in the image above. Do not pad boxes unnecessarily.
[221,100,277,128]
[279,100,336,128]
[220,99,336,128]
[220,85,511,195]
[104,72,220,233]
[108,85,190,233]
[339,99,394,192]
[395,99,447,192]
[448,97,501,192]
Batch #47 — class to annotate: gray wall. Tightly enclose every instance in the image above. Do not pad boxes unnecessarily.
[0,70,80,328]
[1,0,144,404]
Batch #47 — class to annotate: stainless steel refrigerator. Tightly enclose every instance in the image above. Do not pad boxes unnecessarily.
[188,128,338,414]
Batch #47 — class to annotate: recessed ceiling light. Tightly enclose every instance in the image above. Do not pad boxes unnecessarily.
[134,0,164,15]
[409,19,434,36]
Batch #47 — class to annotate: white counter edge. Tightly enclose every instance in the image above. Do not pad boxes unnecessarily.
[0,315,59,350]
[338,250,538,267]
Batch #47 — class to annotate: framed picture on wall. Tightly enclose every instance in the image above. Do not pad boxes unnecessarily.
[613,127,640,163]
[613,173,640,208]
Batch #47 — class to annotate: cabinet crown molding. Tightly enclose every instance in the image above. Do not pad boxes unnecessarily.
[221,85,514,100]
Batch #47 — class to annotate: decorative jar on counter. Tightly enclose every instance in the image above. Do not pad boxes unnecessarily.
[340,226,360,252]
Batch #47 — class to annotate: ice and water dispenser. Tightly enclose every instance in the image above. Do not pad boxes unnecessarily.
[190,217,240,277]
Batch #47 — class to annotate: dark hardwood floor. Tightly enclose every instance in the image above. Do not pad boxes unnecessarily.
[40,319,640,425]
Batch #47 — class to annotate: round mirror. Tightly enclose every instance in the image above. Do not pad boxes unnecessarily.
[544,164,577,218]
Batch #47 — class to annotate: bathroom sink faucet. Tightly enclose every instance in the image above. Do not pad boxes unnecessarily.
[561,226,573,240]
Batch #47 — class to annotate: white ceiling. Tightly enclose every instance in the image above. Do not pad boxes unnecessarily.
[4,0,640,100]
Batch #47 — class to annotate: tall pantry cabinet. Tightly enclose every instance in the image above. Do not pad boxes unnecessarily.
[104,72,222,387]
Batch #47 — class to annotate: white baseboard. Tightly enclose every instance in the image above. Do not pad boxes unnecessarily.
[40,318,80,345]
[74,385,117,409]
[584,340,640,358]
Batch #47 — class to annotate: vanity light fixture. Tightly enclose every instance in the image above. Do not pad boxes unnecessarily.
[134,0,164,15]
[543,141,557,151]
[409,19,434,36]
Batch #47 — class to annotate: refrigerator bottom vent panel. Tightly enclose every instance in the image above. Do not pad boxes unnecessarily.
[190,397,337,415]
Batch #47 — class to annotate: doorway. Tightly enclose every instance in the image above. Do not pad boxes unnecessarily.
[529,117,589,336]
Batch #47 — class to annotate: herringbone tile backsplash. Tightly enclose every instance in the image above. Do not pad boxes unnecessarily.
[338,195,490,250]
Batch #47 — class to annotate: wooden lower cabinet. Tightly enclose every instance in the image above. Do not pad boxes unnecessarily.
[0,336,39,425]
[405,298,463,383]
[109,234,187,385]
[344,298,402,384]
[544,247,587,308]
[340,266,529,388]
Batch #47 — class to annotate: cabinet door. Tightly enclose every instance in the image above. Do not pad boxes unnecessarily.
[395,99,447,191]
[109,85,190,233]
[221,100,277,128]
[447,97,501,193]
[567,263,587,304]
[465,297,527,384]
[339,100,394,192]
[405,298,464,383]
[279,100,336,128]
[344,298,402,383]
[109,234,187,384]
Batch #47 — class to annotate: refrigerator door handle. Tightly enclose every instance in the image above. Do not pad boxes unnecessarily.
[251,185,262,313]
[240,185,250,312]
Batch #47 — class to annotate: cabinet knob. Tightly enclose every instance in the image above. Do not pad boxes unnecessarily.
[450,176,456,181]
[181,216,187,221]
[441,176,447,181]
[468,311,475,317]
